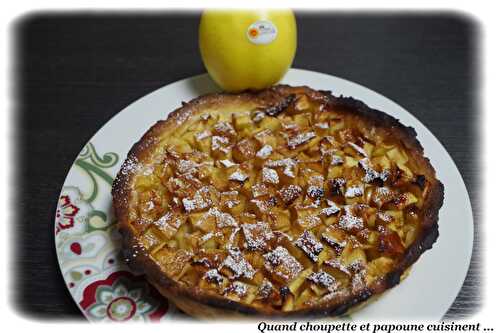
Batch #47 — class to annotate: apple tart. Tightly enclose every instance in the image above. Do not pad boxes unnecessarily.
[112,85,444,318]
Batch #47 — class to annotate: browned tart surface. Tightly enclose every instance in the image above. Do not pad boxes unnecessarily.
[112,85,444,317]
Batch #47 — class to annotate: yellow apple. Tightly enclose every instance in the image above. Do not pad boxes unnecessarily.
[199,10,297,92]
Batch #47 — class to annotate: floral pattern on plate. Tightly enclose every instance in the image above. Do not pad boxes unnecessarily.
[55,143,172,321]
[80,271,168,322]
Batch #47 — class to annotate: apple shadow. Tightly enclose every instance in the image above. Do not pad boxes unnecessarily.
[184,73,221,97]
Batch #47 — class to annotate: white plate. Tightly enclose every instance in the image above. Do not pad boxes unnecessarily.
[54,68,473,321]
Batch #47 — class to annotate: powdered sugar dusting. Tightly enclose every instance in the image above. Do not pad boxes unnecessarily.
[213,121,236,136]
[325,258,352,276]
[322,232,347,252]
[204,269,224,284]
[220,159,237,168]
[315,122,329,129]
[359,158,384,183]
[330,154,344,166]
[345,184,364,198]
[288,132,316,149]
[347,142,367,157]
[338,209,364,231]
[153,212,173,229]
[252,111,265,123]
[297,215,322,229]
[207,207,238,228]
[252,183,269,198]
[226,227,241,249]
[225,281,248,297]
[321,200,340,216]
[121,155,141,176]
[379,169,390,181]
[250,199,273,214]
[373,187,394,207]
[265,158,297,178]
[351,271,367,293]
[195,130,211,141]
[294,230,324,262]
[308,270,337,289]
[221,190,240,208]
[153,211,182,234]
[229,170,249,182]
[242,222,273,250]
[220,247,256,279]
[256,145,273,159]
[307,186,324,200]
[200,232,214,243]
[377,211,394,223]
[211,136,230,153]
[175,108,192,124]
[263,246,303,281]
[182,186,212,213]
[262,167,279,184]
[258,279,273,298]
[254,129,273,141]
[176,159,199,174]
[278,184,302,204]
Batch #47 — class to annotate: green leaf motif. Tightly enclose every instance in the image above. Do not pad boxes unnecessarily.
[74,142,119,204]
[79,143,119,169]
[88,210,110,230]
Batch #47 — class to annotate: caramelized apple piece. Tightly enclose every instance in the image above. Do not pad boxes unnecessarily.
[241,221,274,251]
[263,246,303,284]
[154,248,193,280]
[294,231,324,262]
[379,229,405,257]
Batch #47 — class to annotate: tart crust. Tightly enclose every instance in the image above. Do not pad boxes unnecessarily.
[112,85,444,318]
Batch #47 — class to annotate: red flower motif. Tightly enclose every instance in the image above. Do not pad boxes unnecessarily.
[55,195,80,234]
[80,271,169,322]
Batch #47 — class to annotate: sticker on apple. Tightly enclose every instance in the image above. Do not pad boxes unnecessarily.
[247,20,278,45]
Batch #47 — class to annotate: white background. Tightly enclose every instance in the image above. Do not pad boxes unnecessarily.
[1,1,496,331]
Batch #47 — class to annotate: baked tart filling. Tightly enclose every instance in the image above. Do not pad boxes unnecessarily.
[112,85,444,317]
